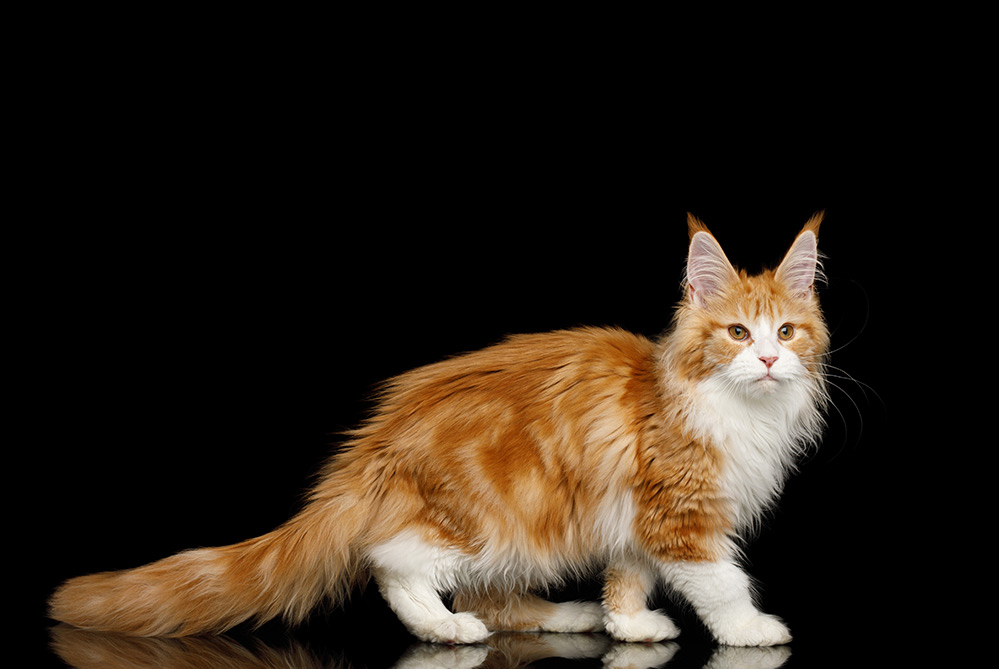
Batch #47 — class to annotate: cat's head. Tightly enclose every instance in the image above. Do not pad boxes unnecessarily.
[667,213,830,399]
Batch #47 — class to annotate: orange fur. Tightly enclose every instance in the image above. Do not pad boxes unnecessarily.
[453,588,562,631]
[50,216,830,645]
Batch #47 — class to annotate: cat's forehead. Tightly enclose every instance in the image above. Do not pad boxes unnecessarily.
[714,271,811,322]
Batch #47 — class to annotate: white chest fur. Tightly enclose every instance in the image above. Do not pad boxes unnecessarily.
[690,376,820,532]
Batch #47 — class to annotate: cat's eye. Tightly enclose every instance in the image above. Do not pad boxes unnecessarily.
[728,325,749,341]
[778,324,795,341]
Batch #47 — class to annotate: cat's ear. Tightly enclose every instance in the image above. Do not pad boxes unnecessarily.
[775,211,824,298]
[685,213,739,308]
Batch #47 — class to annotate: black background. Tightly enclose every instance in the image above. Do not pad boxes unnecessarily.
[16,12,975,668]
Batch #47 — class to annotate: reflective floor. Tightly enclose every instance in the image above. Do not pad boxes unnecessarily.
[49,625,797,669]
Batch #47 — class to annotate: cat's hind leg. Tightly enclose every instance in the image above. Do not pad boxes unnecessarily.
[369,533,490,644]
[376,573,490,644]
[453,587,604,634]
[602,555,681,643]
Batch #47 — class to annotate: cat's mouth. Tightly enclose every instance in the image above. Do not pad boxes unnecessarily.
[755,373,780,388]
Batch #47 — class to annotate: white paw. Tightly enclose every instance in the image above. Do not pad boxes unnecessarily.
[543,601,606,633]
[414,612,491,644]
[712,613,791,647]
[603,642,679,669]
[604,609,681,643]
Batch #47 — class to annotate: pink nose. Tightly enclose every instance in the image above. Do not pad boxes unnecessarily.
[759,356,778,369]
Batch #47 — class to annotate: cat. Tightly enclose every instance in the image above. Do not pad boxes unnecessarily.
[49,213,829,647]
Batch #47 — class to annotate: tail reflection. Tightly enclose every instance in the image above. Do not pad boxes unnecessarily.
[50,625,789,668]
[49,625,333,668]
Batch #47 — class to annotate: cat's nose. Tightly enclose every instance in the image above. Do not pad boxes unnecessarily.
[759,356,778,369]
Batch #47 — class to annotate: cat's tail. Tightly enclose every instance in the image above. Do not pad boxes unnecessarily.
[48,495,370,637]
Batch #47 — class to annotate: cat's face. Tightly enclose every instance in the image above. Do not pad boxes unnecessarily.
[689,275,828,398]
[669,214,829,399]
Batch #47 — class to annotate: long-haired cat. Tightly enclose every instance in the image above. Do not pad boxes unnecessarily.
[50,213,829,646]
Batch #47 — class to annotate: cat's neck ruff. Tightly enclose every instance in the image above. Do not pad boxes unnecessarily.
[687,375,823,533]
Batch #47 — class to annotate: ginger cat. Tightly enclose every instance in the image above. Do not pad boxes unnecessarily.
[50,213,828,647]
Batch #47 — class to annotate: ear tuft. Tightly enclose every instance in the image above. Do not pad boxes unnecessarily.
[801,209,824,238]
[687,212,710,240]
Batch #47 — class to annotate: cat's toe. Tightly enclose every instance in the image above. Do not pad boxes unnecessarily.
[714,614,791,647]
[604,609,680,643]
[417,613,491,644]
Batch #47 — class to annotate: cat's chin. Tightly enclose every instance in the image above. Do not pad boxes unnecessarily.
[750,377,781,395]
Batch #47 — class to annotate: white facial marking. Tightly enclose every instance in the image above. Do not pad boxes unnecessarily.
[724,317,805,395]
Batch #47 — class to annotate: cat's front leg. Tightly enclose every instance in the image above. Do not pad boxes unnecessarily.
[602,554,681,643]
[661,559,791,647]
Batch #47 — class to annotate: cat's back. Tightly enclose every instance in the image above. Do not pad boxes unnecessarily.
[350,326,662,458]
[382,326,658,405]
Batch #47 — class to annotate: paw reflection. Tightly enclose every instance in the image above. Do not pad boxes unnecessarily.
[50,625,791,668]
[394,642,489,668]
[702,645,792,669]
[602,641,679,668]
[398,635,789,669]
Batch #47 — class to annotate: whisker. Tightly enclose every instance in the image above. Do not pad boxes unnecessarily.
[813,362,884,409]
[821,278,872,358]
[802,377,862,465]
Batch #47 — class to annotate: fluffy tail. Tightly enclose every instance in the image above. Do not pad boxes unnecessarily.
[49,499,369,637]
